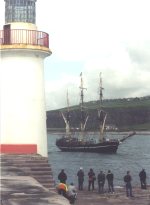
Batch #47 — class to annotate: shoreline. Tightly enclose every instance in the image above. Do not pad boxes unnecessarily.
[47,130,150,135]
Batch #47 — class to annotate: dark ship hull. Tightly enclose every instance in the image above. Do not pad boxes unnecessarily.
[56,138,120,153]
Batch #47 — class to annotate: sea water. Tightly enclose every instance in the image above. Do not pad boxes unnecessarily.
[48,132,150,187]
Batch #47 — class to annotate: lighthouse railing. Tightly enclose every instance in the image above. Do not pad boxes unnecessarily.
[0,29,49,48]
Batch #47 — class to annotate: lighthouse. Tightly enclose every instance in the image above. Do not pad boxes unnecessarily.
[0,0,52,157]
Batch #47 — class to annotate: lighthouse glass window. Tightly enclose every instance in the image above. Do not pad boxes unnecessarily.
[5,0,36,24]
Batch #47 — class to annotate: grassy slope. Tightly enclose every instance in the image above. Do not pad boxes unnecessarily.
[59,97,150,111]
[47,97,150,131]
[119,122,150,131]
[83,98,150,109]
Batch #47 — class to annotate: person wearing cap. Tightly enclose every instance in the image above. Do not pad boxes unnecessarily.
[139,169,147,189]
[77,167,84,190]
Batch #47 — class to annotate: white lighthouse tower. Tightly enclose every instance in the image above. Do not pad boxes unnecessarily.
[0,0,51,157]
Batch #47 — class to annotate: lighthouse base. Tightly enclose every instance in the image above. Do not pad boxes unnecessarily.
[0,144,37,154]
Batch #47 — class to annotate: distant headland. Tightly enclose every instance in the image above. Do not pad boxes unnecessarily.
[46,96,150,131]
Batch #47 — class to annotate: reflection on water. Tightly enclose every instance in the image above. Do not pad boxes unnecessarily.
[48,132,150,187]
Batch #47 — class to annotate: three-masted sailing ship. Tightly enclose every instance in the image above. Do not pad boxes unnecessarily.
[56,73,135,153]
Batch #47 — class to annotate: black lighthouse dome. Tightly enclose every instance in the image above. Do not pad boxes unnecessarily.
[5,0,37,24]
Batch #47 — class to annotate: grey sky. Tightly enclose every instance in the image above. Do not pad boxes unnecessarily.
[0,0,150,110]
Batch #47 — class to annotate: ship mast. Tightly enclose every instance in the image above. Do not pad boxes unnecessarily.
[99,72,103,106]
[61,90,71,138]
[98,73,107,141]
[79,72,88,141]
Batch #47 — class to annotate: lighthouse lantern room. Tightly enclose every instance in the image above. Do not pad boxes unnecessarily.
[0,0,52,157]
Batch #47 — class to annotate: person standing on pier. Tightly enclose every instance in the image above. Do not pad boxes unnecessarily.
[58,169,67,184]
[139,169,147,189]
[97,171,105,194]
[88,168,96,191]
[77,167,84,190]
[106,170,114,193]
[124,171,133,197]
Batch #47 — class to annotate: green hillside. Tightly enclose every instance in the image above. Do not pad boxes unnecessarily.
[46,96,150,131]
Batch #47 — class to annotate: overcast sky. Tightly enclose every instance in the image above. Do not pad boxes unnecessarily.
[0,0,150,110]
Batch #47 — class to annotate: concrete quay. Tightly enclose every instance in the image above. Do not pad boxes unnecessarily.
[75,186,150,205]
[0,154,69,205]
[1,153,150,205]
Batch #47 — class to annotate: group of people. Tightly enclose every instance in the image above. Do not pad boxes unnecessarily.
[57,168,147,200]
[77,167,114,194]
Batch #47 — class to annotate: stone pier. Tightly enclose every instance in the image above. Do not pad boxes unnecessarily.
[0,154,69,205]
[1,154,150,205]
[75,186,150,205]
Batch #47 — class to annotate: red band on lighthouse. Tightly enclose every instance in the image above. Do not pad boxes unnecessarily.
[0,144,37,154]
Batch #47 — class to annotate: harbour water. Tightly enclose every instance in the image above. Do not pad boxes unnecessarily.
[48,132,150,187]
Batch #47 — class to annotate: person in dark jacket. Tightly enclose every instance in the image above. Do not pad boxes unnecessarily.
[106,170,114,193]
[97,171,105,194]
[77,167,84,190]
[58,169,67,184]
[139,169,147,189]
[88,168,96,191]
[124,171,133,197]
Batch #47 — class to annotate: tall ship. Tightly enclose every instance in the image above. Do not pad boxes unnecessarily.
[56,73,135,153]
